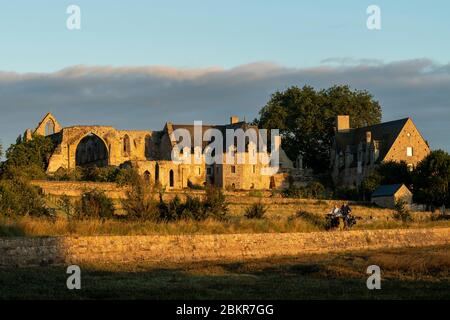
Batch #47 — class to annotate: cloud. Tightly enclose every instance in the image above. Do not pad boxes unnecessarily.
[1,59,450,153]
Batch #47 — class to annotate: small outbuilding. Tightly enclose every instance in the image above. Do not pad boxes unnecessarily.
[371,184,413,209]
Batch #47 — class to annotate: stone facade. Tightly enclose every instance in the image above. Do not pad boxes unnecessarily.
[371,184,413,209]
[1,228,450,267]
[331,116,430,187]
[28,113,289,190]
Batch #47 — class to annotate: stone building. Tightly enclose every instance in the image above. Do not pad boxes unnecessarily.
[371,184,413,209]
[331,115,430,187]
[28,113,291,190]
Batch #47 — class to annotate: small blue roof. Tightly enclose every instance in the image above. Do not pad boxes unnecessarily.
[372,184,405,197]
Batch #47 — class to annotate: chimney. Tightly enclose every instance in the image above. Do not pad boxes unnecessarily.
[336,115,350,132]
[230,116,240,124]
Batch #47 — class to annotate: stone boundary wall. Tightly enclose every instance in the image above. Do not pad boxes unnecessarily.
[1,228,450,267]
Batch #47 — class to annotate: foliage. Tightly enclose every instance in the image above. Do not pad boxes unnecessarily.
[295,210,326,230]
[0,178,52,217]
[0,135,55,179]
[248,189,264,198]
[282,181,326,199]
[257,85,381,172]
[393,199,412,222]
[244,202,267,219]
[413,150,450,208]
[334,187,360,201]
[121,173,159,221]
[187,180,205,190]
[361,161,412,200]
[73,189,115,220]
[203,186,229,220]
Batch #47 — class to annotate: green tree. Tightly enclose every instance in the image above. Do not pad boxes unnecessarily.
[0,135,55,179]
[413,150,450,208]
[361,161,412,200]
[258,85,381,172]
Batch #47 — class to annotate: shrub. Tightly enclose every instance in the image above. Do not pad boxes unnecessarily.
[295,210,326,229]
[74,190,115,220]
[203,186,229,220]
[121,173,158,221]
[115,168,142,186]
[334,187,360,201]
[187,180,205,190]
[0,178,51,217]
[392,199,412,222]
[248,190,263,198]
[282,182,326,199]
[244,202,267,219]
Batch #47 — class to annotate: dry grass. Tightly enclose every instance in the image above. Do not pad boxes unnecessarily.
[1,245,450,299]
[1,193,448,237]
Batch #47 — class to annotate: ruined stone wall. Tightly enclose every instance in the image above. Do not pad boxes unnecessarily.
[1,228,449,267]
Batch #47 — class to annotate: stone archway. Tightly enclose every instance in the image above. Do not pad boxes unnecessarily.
[75,133,109,167]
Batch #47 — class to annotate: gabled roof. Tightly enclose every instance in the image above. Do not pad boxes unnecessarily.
[335,118,409,164]
[372,184,406,197]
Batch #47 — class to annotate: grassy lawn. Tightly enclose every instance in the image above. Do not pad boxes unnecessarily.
[1,245,450,300]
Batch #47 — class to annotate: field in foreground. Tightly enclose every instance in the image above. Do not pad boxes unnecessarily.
[1,245,449,299]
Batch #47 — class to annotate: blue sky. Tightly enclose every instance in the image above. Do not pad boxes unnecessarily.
[0,1,450,153]
[1,0,449,72]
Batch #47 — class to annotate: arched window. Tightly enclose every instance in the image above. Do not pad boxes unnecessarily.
[155,163,160,183]
[169,170,174,187]
[144,171,151,185]
[123,135,131,156]
[45,120,55,136]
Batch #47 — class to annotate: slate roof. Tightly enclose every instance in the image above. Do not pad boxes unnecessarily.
[372,184,405,197]
[335,118,409,166]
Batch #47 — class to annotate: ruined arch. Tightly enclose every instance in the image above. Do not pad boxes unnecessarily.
[75,133,109,167]
[45,119,55,136]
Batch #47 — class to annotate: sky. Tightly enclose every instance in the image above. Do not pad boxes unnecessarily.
[0,0,449,153]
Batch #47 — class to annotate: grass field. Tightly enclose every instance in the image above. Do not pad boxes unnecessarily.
[1,194,450,237]
[1,245,449,299]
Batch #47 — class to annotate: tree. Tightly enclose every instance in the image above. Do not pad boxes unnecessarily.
[0,135,55,179]
[413,150,450,208]
[361,161,412,200]
[258,85,381,172]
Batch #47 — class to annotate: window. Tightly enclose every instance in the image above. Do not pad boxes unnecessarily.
[231,166,236,174]
[406,147,413,157]
[197,167,201,175]
[252,165,256,174]
[45,120,55,136]
[207,167,212,175]
[123,135,131,155]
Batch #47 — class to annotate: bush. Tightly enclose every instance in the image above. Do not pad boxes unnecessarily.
[121,173,158,221]
[244,202,267,219]
[203,186,229,220]
[74,190,115,220]
[282,182,326,199]
[295,210,326,229]
[334,187,360,201]
[248,190,263,198]
[0,178,51,217]
[187,180,205,190]
[392,199,412,222]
